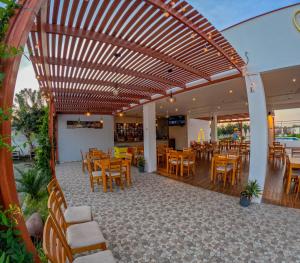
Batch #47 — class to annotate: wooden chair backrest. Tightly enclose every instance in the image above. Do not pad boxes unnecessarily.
[124,153,133,164]
[47,178,67,210]
[292,148,300,157]
[214,155,229,168]
[108,159,122,175]
[169,150,179,158]
[43,215,73,263]
[48,191,67,234]
[182,151,195,163]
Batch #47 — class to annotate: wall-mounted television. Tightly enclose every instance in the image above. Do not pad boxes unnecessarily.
[168,115,185,126]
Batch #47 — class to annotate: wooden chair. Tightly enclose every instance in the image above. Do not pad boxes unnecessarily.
[43,216,115,263]
[284,155,300,193]
[291,147,300,157]
[47,178,92,225]
[123,153,132,186]
[157,148,165,168]
[182,151,196,176]
[86,154,103,192]
[273,145,285,164]
[80,150,88,172]
[106,159,124,192]
[48,192,107,254]
[212,156,233,187]
[168,150,180,176]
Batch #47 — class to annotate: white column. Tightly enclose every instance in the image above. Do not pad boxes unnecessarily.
[210,113,218,142]
[245,71,268,203]
[143,102,157,173]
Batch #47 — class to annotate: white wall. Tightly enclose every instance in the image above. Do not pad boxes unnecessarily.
[223,4,300,72]
[169,125,188,150]
[57,114,114,163]
[187,118,211,146]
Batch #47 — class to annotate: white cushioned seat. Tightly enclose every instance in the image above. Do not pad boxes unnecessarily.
[92,171,101,177]
[74,250,116,263]
[183,160,194,166]
[64,206,92,224]
[216,165,233,172]
[66,221,106,249]
[106,171,121,177]
[169,159,179,165]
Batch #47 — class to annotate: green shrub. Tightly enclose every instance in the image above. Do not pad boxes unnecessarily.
[0,205,33,263]
[15,168,48,201]
[23,195,48,222]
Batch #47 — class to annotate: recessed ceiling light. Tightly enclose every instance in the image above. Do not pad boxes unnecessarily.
[229,90,233,94]
[293,78,296,82]
[192,97,196,101]
[217,106,221,110]
[175,108,178,112]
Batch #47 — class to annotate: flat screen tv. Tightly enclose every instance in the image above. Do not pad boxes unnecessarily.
[168,115,185,126]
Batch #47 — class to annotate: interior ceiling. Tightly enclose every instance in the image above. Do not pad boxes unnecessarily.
[28,0,245,114]
[125,65,300,118]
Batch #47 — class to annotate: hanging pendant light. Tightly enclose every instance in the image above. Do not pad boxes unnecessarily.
[167,91,176,103]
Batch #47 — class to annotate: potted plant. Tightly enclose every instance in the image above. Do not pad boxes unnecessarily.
[240,180,262,207]
[137,156,145,173]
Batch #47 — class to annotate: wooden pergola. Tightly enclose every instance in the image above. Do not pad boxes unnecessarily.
[28,0,244,114]
[0,0,245,260]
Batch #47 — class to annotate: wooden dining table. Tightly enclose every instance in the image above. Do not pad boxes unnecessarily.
[210,154,240,185]
[94,158,131,192]
[285,156,300,194]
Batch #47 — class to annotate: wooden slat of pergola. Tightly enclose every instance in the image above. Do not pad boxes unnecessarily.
[28,0,245,114]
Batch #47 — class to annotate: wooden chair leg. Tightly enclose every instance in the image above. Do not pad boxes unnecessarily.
[110,176,113,192]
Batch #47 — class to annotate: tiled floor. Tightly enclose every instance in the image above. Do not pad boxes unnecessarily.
[157,156,300,209]
[57,162,300,263]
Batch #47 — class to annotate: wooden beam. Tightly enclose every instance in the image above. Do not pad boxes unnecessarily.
[31,24,211,80]
[31,56,184,88]
[0,0,45,261]
[146,0,243,73]
[44,87,151,100]
[39,76,163,95]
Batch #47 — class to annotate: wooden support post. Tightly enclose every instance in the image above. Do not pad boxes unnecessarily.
[0,1,45,261]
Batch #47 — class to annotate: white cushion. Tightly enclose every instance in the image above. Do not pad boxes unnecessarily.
[106,171,121,177]
[74,250,116,263]
[183,160,194,166]
[92,171,101,177]
[64,206,92,224]
[216,165,233,172]
[66,221,106,249]
[169,159,179,165]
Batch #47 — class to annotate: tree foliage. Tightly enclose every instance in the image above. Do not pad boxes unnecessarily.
[13,89,45,154]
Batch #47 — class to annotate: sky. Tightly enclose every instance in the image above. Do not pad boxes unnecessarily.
[15,0,300,121]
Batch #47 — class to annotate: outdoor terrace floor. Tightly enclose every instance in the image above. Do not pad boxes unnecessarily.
[57,162,300,262]
[158,156,300,209]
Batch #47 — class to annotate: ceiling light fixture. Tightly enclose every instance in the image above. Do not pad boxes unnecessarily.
[119,112,124,117]
[293,78,296,82]
[167,92,176,103]
[86,111,91,116]
[164,11,170,17]
[113,85,119,96]
[192,97,196,101]
[229,90,233,94]
[175,108,178,112]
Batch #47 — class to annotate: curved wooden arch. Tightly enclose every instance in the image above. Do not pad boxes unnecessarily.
[0,0,45,261]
